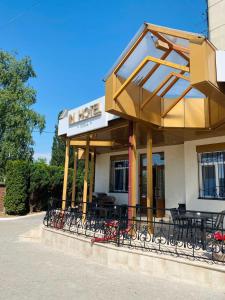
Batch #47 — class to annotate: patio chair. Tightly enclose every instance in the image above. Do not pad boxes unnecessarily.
[215,210,225,230]
[170,208,190,242]
[170,208,180,223]
[206,210,225,233]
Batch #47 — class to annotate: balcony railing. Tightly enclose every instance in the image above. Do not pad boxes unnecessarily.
[43,200,225,264]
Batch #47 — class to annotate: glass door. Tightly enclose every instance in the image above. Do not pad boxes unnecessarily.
[139,152,165,217]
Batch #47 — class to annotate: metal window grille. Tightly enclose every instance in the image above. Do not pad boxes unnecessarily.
[198,151,225,199]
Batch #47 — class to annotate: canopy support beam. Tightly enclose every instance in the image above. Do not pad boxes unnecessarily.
[62,138,70,210]
[128,121,137,225]
[162,85,192,118]
[89,152,95,203]
[71,148,78,208]
[147,129,153,234]
[141,72,189,109]
[113,56,189,100]
[70,140,118,147]
[82,136,90,223]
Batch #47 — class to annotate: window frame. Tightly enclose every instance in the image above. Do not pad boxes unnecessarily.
[109,155,129,193]
[198,150,225,200]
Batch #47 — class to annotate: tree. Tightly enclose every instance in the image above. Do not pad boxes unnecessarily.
[50,111,66,166]
[0,51,45,179]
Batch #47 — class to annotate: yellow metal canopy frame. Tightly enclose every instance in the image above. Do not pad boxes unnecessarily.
[105,23,225,129]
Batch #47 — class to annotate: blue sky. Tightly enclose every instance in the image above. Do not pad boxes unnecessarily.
[0,0,207,162]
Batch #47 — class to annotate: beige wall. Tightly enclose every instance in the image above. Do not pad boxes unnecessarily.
[184,136,225,212]
[208,0,225,50]
[95,145,185,208]
[94,150,129,205]
[95,136,225,212]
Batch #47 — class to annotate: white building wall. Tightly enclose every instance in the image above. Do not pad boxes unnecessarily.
[94,150,128,205]
[95,145,185,208]
[184,136,225,212]
[208,0,225,50]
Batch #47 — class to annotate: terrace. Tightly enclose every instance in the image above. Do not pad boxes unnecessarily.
[43,201,225,264]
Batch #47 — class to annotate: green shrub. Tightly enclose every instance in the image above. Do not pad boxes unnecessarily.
[4,159,86,214]
[29,160,50,212]
[4,160,30,215]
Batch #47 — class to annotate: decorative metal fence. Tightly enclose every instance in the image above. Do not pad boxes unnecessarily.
[43,200,225,263]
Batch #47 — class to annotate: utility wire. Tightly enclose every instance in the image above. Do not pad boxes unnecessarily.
[1,127,55,134]
[0,1,41,30]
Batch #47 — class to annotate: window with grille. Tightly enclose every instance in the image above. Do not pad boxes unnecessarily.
[110,156,128,193]
[198,151,225,199]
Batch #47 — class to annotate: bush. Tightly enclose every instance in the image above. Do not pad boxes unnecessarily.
[4,159,86,214]
[29,160,50,212]
[4,160,30,215]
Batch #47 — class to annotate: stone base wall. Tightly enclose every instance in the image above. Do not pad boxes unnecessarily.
[42,227,225,291]
[0,184,6,212]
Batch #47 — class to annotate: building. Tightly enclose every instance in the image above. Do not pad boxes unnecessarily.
[58,6,225,216]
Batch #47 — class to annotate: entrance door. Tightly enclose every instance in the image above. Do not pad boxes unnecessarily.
[139,153,165,217]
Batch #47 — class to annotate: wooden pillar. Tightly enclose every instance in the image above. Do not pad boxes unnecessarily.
[82,137,90,222]
[147,128,153,233]
[89,152,95,203]
[131,122,137,221]
[71,148,78,208]
[128,121,137,224]
[62,138,70,210]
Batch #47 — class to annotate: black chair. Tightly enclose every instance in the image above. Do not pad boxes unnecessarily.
[170,208,191,241]
[170,208,179,223]
[206,210,225,232]
[215,211,225,230]
[178,203,186,215]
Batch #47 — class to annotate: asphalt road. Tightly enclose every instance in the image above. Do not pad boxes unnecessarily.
[0,214,224,300]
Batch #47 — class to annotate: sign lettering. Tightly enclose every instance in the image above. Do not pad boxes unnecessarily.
[68,103,101,125]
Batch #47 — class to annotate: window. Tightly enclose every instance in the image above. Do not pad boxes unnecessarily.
[198,151,225,199]
[110,156,128,192]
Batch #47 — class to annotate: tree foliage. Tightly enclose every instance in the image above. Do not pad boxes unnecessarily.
[0,51,45,179]
[50,112,66,167]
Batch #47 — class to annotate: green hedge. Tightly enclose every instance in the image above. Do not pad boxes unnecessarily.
[4,160,30,215]
[4,159,85,215]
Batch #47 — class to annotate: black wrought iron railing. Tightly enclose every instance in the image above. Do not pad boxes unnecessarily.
[43,200,225,263]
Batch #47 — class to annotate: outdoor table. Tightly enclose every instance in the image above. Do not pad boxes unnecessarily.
[179,212,213,249]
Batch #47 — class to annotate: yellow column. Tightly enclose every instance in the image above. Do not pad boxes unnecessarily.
[147,129,153,233]
[89,152,95,203]
[131,122,137,221]
[62,138,70,210]
[82,137,90,222]
[71,148,78,208]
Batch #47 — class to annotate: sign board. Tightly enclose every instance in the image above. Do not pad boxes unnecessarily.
[58,96,118,137]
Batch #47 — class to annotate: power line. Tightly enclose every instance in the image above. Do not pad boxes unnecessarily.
[0,1,41,30]
[1,127,55,134]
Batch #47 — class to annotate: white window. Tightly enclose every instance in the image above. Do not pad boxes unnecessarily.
[198,151,225,199]
[110,156,128,193]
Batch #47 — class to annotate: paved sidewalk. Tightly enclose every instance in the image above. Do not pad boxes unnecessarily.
[0,214,224,300]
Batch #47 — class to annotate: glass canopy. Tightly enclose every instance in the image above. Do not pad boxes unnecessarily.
[115,28,205,100]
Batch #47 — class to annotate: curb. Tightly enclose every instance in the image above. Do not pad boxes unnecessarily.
[0,211,45,221]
